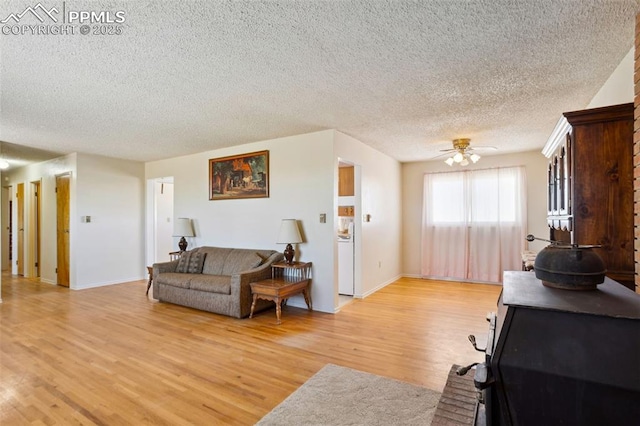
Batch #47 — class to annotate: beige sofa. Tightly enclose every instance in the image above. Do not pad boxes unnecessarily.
[152,246,283,318]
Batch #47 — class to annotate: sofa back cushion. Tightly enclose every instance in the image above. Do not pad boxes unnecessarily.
[199,247,234,275]
[189,247,279,276]
[221,249,266,275]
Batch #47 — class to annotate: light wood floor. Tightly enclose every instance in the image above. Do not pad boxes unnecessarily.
[0,272,501,425]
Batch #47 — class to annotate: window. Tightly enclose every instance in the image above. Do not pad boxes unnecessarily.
[422,166,526,283]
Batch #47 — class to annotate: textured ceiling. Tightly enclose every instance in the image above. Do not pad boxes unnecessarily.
[0,0,639,169]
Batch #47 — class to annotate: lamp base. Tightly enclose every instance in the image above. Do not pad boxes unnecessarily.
[283,244,295,264]
[178,237,188,252]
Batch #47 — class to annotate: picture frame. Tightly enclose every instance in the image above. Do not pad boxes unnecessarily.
[209,150,269,200]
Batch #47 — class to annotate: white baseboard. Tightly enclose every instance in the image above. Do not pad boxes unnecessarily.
[72,276,145,290]
[402,273,422,279]
[411,274,502,286]
[358,274,402,298]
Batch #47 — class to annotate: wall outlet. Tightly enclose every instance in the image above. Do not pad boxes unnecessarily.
[320,213,326,223]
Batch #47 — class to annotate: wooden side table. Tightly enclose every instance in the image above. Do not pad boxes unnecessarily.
[146,266,153,295]
[250,261,312,324]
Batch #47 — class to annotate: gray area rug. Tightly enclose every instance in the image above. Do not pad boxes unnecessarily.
[256,364,441,425]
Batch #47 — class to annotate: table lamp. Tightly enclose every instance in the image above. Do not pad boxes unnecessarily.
[277,219,302,264]
[174,217,195,251]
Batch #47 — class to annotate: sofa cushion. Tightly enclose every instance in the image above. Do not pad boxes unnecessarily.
[176,250,207,274]
[221,249,264,275]
[200,247,233,275]
[155,272,192,289]
[189,275,232,294]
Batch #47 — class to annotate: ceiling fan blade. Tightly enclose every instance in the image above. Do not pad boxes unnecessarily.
[472,146,498,150]
[428,151,455,160]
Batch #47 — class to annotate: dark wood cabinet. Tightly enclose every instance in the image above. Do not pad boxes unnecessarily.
[544,103,635,290]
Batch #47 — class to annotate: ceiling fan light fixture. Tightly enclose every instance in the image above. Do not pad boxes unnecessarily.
[439,138,490,167]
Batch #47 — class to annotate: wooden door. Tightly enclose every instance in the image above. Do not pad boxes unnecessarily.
[16,183,24,275]
[56,174,70,287]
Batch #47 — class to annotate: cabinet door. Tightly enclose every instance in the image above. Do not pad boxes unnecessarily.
[558,135,571,216]
[547,134,573,232]
[547,162,554,217]
[551,155,559,215]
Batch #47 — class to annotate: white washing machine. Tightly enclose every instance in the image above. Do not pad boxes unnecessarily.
[338,235,354,295]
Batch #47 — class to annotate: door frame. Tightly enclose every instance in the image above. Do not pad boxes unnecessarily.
[2,186,11,272]
[145,176,175,267]
[28,179,42,278]
[335,159,363,303]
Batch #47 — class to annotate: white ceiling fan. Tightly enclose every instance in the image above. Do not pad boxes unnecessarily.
[439,138,497,166]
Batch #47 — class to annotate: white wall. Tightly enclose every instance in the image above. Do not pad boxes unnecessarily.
[1,186,10,273]
[145,129,403,313]
[333,131,403,299]
[74,153,145,289]
[401,150,549,277]
[2,153,145,289]
[588,48,634,108]
[146,130,338,312]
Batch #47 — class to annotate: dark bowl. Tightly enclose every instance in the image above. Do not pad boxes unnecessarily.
[534,245,606,290]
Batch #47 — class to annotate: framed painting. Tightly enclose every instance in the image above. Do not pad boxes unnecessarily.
[209,150,269,200]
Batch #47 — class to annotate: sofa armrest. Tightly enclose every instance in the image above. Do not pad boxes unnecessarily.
[231,261,273,290]
[231,252,284,318]
[153,260,179,276]
[151,260,179,300]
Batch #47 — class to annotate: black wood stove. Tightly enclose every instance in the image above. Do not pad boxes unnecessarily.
[466,271,640,426]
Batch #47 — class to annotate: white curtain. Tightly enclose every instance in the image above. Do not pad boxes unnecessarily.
[421,166,526,283]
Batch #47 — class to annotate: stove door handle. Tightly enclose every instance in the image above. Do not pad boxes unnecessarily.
[468,334,486,352]
[456,362,478,376]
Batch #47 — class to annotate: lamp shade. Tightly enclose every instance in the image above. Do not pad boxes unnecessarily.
[173,218,194,237]
[277,219,302,244]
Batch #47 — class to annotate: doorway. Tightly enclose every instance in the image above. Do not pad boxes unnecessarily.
[147,177,174,266]
[29,180,41,278]
[2,186,11,272]
[337,159,362,308]
[56,174,70,287]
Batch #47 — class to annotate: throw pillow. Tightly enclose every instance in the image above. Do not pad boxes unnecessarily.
[187,252,207,274]
[175,250,207,274]
[250,253,264,268]
[175,251,192,273]
[255,252,269,264]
